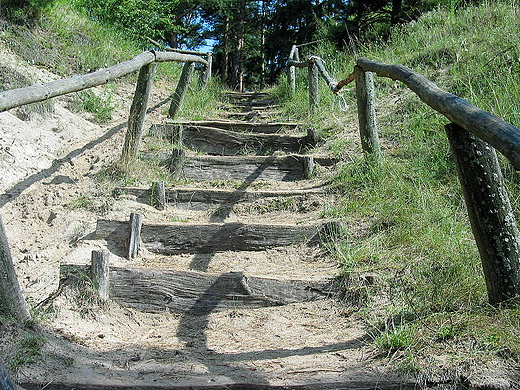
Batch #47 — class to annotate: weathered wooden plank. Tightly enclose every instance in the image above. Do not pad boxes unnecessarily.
[222,92,270,101]
[446,123,520,305]
[149,124,318,155]
[115,186,326,210]
[162,154,337,182]
[61,266,333,314]
[164,120,302,134]
[357,58,520,169]
[95,220,325,254]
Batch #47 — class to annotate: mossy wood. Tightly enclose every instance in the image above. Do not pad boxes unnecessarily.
[354,66,381,161]
[163,120,302,134]
[357,58,520,169]
[61,266,332,314]
[115,186,326,210]
[159,154,337,181]
[446,123,520,305]
[0,215,31,323]
[151,181,166,210]
[0,51,207,113]
[120,63,156,164]
[149,124,318,155]
[95,220,326,255]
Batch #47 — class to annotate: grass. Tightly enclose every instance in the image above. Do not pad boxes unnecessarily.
[273,0,520,374]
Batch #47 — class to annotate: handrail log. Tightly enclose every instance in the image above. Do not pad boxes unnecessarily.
[311,56,337,90]
[287,59,312,68]
[0,50,207,113]
[153,50,208,65]
[356,58,520,169]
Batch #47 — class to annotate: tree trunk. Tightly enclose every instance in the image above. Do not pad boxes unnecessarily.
[391,0,403,26]
[260,0,267,89]
[231,0,246,92]
[221,15,230,86]
[0,215,31,324]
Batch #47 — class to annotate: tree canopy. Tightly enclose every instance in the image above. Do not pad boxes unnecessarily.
[1,0,468,90]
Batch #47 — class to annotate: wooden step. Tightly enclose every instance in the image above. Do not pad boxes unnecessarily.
[223,104,281,112]
[154,154,338,182]
[222,92,270,101]
[165,120,301,134]
[115,186,326,210]
[149,124,319,155]
[61,265,333,314]
[95,220,337,255]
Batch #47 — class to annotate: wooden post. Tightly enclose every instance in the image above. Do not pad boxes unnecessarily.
[128,213,143,259]
[288,45,297,94]
[0,360,16,390]
[305,128,319,147]
[172,124,184,147]
[90,250,110,301]
[0,215,31,324]
[169,147,186,179]
[201,53,212,88]
[445,123,520,305]
[120,63,157,165]
[308,60,319,113]
[151,181,166,210]
[355,65,381,163]
[169,62,195,118]
[303,156,315,179]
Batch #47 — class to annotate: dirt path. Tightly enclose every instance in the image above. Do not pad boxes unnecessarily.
[1,78,412,388]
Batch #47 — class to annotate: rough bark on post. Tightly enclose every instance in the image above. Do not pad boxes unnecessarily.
[120,63,157,165]
[151,181,166,210]
[355,66,381,162]
[308,61,319,113]
[445,123,520,305]
[288,45,297,94]
[0,215,31,324]
[202,54,212,88]
[303,156,315,179]
[90,250,110,301]
[169,62,195,118]
[128,213,143,259]
[169,147,186,179]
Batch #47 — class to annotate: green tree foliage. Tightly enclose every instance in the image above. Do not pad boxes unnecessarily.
[71,0,207,48]
[0,0,54,23]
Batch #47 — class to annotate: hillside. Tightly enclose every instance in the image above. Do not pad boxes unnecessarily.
[0,1,519,389]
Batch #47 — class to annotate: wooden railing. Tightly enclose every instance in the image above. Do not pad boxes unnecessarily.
[340,58,520,306]
[0,50,210,324]
[287,50,520,305]
[286,43,340,112]
[0,49,210,164]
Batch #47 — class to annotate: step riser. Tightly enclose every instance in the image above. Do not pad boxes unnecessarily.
[149,125,317,156]
[95,220,324,254]
[115,187,325,210]
[61,265,331,314]
[164,121,300,134]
